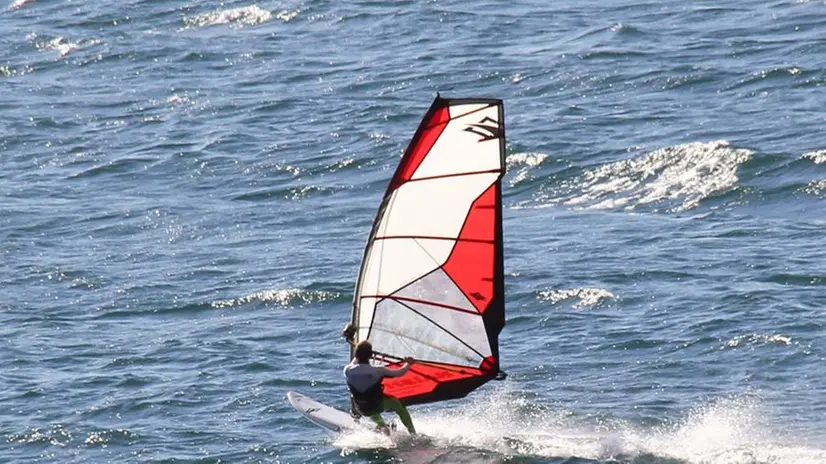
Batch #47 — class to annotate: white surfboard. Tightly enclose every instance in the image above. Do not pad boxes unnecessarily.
[286,391,376,433]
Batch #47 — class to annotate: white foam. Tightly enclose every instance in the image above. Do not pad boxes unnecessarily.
[182,5,274,29]
[0,65,28,77]
[803,150,826,165]
[507,152,547,186]
[538,287,616,308]
[7,0,34,11]
[41,37,78,56]
[533,141,751,212]
[331,384,826,463]
[29,33,101,57]
[805,178,826,196]
[211,288,338,308]
[724,333,792,348]
[276,9,299,22]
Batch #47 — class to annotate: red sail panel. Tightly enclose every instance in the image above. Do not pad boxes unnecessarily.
[389,106,450,190]
[443,183,498,313]
[382,357,497,406]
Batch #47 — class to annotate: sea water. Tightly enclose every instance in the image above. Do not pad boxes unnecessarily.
[2,1,825,462]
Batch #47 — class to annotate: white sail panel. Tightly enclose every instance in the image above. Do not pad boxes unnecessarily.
[411,104,502,180]
[370,298,487,367]
[355,296,377,343]
[450,103,497,118]
[358,238,454,299]
[398,299,492,362]
[394,268,476,313]
[374,173,500,239]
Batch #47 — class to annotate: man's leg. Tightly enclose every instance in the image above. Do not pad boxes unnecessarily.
[380,396,416,434]
[368,412,390,434]
[365,403,390,435]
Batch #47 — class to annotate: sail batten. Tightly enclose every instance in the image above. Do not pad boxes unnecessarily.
[359,296,481,316]
[400,168,504,183]
[351,96,506,407]
[371,236,495,244]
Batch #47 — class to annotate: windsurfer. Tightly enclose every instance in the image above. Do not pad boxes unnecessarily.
[342,338,417,435]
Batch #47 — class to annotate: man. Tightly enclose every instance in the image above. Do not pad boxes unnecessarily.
[342,325,416,435]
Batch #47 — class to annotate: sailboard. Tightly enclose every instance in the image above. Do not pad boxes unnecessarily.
[288,95,507,431]
[287,391,378,433]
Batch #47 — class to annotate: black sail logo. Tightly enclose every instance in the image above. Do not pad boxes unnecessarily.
[464,116,501,142]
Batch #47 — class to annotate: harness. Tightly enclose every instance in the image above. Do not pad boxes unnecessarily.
[348,380,384,416]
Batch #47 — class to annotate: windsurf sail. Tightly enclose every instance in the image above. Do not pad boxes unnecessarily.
[350,96,506,407]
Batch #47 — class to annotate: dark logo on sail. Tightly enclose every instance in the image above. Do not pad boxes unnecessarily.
[464,117,501,142]
[305,407,319,414]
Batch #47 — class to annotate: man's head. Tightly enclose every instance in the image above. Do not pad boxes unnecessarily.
[355,340,373,363]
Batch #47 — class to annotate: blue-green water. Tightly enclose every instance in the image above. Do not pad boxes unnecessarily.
[2,1,826,462]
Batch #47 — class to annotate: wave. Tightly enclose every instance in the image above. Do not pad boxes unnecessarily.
[231,184,346,201]
[528,140,752,213]
[210,288,343,309]
[182,5,296,29]
[67,156,159,179]
[28,33,102,57]
[506,152,548,187]
[803,150,826,165]
[0,63,34,78]
[0,65,22,77]
[83,428,139,446]
[275,10,300,23]
[231,155,368,201]
[640,66,721,91]
[800,150,826,196]
[8,425,73,447]
[579,49,650,60]
[723,333,792,349]
[8,424,139,449]
[805,179,826,196]
[537,287,616,309]
[724,66,806,92]
[6,0,33,11]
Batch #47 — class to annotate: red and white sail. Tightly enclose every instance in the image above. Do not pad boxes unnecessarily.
[351,96,506,406]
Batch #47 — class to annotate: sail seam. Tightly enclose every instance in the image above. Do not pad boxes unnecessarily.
[404,168,502,184]
[360,294,479,315]
[373,235,494,244]
[370,325,478,364]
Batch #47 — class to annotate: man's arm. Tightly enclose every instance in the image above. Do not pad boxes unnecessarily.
[378,357,414,378]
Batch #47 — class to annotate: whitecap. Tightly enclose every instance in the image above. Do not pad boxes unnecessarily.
[276,9,299,22]
[724,333,792,348]
[535,140,751,212]
[802,149,826,165]
[31,35,101,57]
[211,288,339,308]
[537,287,615,308]
[183,5,274,29]
[805,178,826,196]
[7,0,34,11]
[507,152,547,186]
